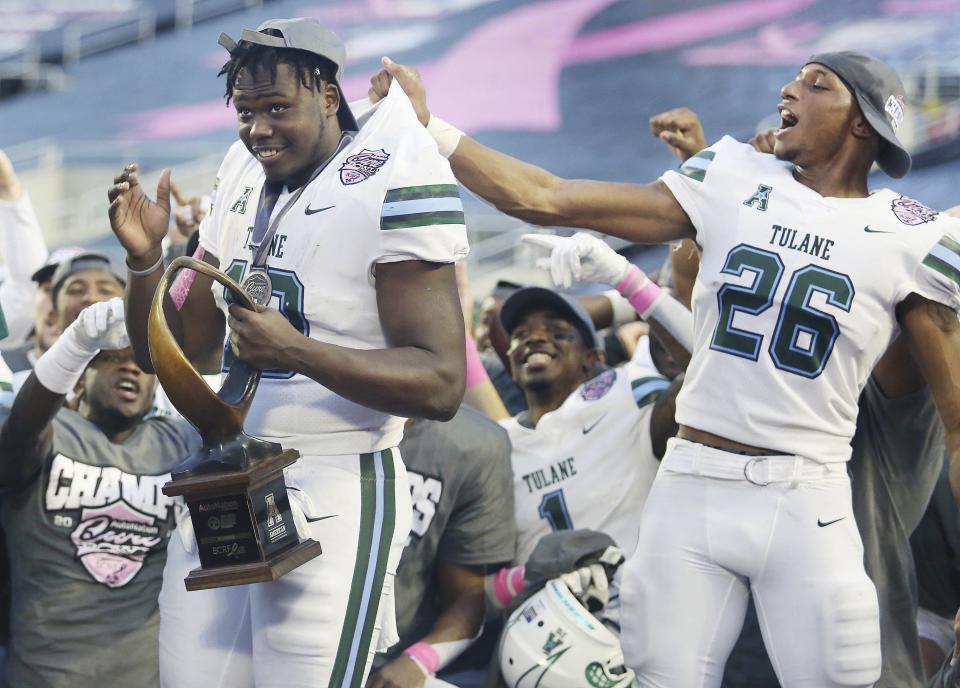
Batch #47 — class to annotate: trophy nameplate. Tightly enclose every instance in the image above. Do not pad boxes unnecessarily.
[149,256,322,591]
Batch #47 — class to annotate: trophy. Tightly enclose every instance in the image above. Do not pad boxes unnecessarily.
[149,256,322,591]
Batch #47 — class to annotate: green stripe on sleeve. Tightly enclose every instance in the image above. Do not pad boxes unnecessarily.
[677,150,715,183]
[381,210,466,230]
[384,184,460,202]
[939,233,960,257]
[923,253,960,288]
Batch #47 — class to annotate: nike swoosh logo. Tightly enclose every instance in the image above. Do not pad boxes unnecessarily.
[305,205,335,215]
[863,225,895,234]
[817,517,845,527]
[582,414,606,435]
[304,514,338,524]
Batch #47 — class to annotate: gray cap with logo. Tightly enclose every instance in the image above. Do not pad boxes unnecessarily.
[500,286,600,350]
[218,17,358,132]
[805,50,911,178]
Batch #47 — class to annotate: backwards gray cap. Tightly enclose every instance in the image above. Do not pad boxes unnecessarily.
[805,50,911,178]
[49,250,125,307]
[500,286,600,350]
[218,17,358,132]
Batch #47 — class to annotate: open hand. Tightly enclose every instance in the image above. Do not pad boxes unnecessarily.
[170,180,208,242]
[369,57,430,126]
[107,163,172,260]
[649,107,707,162]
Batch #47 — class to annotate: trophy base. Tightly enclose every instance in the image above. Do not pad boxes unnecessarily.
[163,449,323,590]
[183,539,324,591]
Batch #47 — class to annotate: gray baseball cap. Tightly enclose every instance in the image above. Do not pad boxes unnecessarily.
[500,287,600,350]
[219,17,358,132]
[50,251,125,307]
[805,51,911,178]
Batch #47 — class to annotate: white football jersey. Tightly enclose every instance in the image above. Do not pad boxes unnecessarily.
[662,136,960,463]
[502,367,671,563]
[199,82,468,456]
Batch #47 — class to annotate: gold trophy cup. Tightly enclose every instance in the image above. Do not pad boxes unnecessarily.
[150,257,322,591]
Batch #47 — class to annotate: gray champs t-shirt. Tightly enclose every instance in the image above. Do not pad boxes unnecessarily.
[1,407,199,688]
[379,406,516,664]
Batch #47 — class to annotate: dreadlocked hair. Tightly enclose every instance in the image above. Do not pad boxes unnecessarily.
[219,37,338,105]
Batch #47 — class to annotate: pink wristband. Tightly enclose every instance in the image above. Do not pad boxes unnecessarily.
[492,565,526,607]
[616,264,662,317]
[464,333,489,389]
[169,245,206,311]
[404,642,441,675]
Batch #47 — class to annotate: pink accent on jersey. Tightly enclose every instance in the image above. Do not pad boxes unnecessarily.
[170,245,205,311]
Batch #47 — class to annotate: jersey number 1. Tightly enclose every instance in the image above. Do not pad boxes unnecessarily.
[711,244,854,378]
[539,489,574,532]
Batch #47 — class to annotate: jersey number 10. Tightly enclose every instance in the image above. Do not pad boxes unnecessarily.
[711,244,854,379]
[222,259,309,379]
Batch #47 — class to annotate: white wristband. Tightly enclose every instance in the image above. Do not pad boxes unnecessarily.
[426,115,464,158]
[644,293,695,353]
[603,289,639,326]
[33,328,98,395]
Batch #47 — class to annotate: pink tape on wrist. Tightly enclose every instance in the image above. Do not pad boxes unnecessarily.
[464,333,489,389]
[169,245,206,311]
[616,264,661,316]
[404,642,441,675]
[493,565,526,607]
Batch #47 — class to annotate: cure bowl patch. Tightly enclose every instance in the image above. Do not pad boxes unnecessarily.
[892,196,938,226]
[340,148,390,185]
[70,500,162,588]
[580,369,616,401]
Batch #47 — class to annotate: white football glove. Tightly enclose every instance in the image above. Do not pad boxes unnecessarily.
[34,297,130,395]
[558,545,625,612]
[71,297,130,352]
[522,232,631,289]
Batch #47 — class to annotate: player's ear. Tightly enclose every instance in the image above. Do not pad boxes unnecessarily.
[850,113,873,141]
[321,81,340,118]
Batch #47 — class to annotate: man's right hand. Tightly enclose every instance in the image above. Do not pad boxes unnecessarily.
[649,107,707,162]
[107,163,172,261]
[71,298,129,353]
[369,57,430,127]
[523,232,630,289]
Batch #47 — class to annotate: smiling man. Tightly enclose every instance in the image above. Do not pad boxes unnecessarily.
[496,286,679,565]
[0,299,199,688]
[371,51,960,686]
[107,17,467,688]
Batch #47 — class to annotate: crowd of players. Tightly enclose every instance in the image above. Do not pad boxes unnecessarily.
[2,16,960,688]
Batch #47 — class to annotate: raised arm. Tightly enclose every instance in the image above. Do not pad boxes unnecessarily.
[898,294,960,502]
[228,260,466,420]
[108,164,225,374]
[370,60,694,245]
[0,150,49,346]
[0,300,128,488]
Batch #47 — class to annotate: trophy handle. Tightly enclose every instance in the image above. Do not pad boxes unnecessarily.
[148,256,261,447]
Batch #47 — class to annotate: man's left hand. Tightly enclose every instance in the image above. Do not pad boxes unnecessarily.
[365,655,427,688]
[226,303,299,370]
